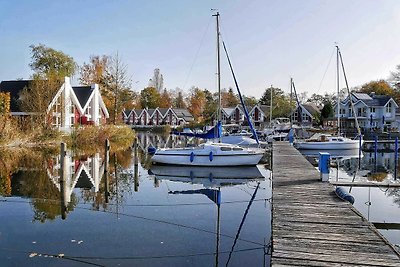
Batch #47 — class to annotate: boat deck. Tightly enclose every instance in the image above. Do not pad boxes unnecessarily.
[271,142,400,266]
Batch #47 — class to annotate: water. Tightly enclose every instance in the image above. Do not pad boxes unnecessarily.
[0,142,272,266]
[301,149,400,249]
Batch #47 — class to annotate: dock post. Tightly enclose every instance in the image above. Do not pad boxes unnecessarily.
[395,137,398,180]
[318,152,330,182]
[104,139,110,203]
[358,135,362,169]
[374,135,378,164]
[134,137,139,192]
[60,142,68,220]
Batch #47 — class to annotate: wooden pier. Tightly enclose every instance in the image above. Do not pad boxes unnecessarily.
[271,142,400,266]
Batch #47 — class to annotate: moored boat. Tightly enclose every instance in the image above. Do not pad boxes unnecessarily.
[294,133,361,150]
[152,142,264,166]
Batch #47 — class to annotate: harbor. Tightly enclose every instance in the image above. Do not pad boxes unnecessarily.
[271,142,400,266]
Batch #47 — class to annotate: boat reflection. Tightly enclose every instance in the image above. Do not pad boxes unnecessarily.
[299,148,362,160]
[149,165,265,187]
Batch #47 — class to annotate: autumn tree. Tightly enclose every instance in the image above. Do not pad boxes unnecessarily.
[140,87,160,109]
[187,87,206,121]
[221,88,239,107]
[80,54,134,124]
[243,95,258,107]
[148,68,164,92]
[359,80,395,96]
[159,89,172,108]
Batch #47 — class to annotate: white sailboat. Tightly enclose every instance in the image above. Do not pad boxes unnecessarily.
[152,12,264,166]
[294,46,363,151]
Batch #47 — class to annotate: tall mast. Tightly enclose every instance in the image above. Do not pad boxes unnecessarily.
[213,12,221,142]
[269,85,273,124]
[290,78,293,129]
[336,46,340,136]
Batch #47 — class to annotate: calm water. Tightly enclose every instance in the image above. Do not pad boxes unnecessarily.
[301,149,400,249]
[0,140,272,267]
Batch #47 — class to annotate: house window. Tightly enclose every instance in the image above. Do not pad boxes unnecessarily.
[370,107,375,113]
[386,102,392,113]
[348,108,352,116]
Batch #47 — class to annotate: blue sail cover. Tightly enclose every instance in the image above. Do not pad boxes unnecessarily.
[172,121,222,139]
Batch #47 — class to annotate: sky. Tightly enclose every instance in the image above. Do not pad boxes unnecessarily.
[1,0,400,99]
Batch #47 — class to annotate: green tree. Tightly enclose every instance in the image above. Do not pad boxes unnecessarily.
[259,87,293,118]
[140,87,160,108]
[202,89,217,123]
[29,44,77,79]
[320,102,334,119]
[173,90,186,108]
[221,88,239,107]
[243,95,257,107]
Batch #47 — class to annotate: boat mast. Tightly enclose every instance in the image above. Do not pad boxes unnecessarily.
[290,78,293,129]
[337,46,361,137]
[213,12,222,143]
[269,85,273,125]
[336,46,340,136]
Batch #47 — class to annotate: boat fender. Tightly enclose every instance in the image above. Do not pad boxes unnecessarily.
[335,187,355,204]
[148,146,157,155]
[209,151,213,161]
[190,152,195,162]
[209,173,213,182]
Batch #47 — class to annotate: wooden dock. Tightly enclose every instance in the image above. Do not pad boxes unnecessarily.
[271,142,400,266]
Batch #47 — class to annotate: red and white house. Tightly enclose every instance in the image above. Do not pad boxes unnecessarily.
[0,77,109,132]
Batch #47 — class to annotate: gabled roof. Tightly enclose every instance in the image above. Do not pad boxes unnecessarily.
[0,80,32,112]
[173,108,194,121]
[158,108,169,116]
[302,103,320,115]
[222,107,235,116]
[72,86,93,108]
[123,109,133,117]
[342,93,394,107]
[258,105,270,114]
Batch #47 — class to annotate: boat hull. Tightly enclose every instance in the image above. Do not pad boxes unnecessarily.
[294,140,361,150]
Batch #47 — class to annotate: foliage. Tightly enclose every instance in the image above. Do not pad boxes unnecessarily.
[148,68,164,92]
[159,89,172,108]
[320,102,334,119]
[390,64,400,91]
[80,54,134,124]
[69,125,135,153]
[173,90,186,108]
[140,87,161,108]
[359,80,395,96]
[307,93,334,108]
[29,44,77,79]
[0,92,10,114]
[243,95,258,107]
[221,88,239,107]
[202,89,217,123]
[259,87,293,118]
[187,87,206,122]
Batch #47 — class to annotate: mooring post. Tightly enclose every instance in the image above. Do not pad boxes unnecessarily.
[104,139,110,203]
[374,135,378,163]
[134,137,139,192]
[60,142,68,220]
[319,152,330,182]
[358,135,362,169]
[395,137,398,180]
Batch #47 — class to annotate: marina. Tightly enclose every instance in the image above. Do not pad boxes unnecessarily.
[271,142,400,266]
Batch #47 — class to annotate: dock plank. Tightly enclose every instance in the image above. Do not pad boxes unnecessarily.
[271,142,400,266]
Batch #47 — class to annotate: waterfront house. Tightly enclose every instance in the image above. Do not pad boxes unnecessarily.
[214,104,269,127]
[333,92,398,134]
[290,103,321,127]
[123,107,194,127]
[0,77,109,131]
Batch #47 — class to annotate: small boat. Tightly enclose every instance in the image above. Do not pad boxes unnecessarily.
[294,133,361,150]
[152,142,264,166]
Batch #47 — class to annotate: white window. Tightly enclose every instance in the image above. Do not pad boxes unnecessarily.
[386,102,392,113]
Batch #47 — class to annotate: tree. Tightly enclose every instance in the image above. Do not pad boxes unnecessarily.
[390,64,400,91]
[359,80,395,96]
[29,44,77,80]
[320,102,334,119]
[140,87,160,109]
[187,87,206,121]
[243,95,257,107]
[221,88,239,107]
[148,68,164,92]
[172,89,186,108]
[202,89,218,123]
[259,87,293,118]
[80,54,134,124]
[159,89,172,108]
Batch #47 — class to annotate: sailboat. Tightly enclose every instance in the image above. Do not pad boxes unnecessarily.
[151,12,264,166]
[294,46,363,150]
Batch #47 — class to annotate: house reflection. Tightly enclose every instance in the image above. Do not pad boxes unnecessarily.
[46,151,105,219]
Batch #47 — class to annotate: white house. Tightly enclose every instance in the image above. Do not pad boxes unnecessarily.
[334,92,398,133]
[290,103,320,127]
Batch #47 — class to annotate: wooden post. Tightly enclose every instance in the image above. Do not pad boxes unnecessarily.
[104,139,110,203]
[134,137,139,192]
[60,142,67,220]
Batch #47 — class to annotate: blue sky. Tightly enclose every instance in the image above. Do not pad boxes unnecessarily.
[1,0,400,98]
